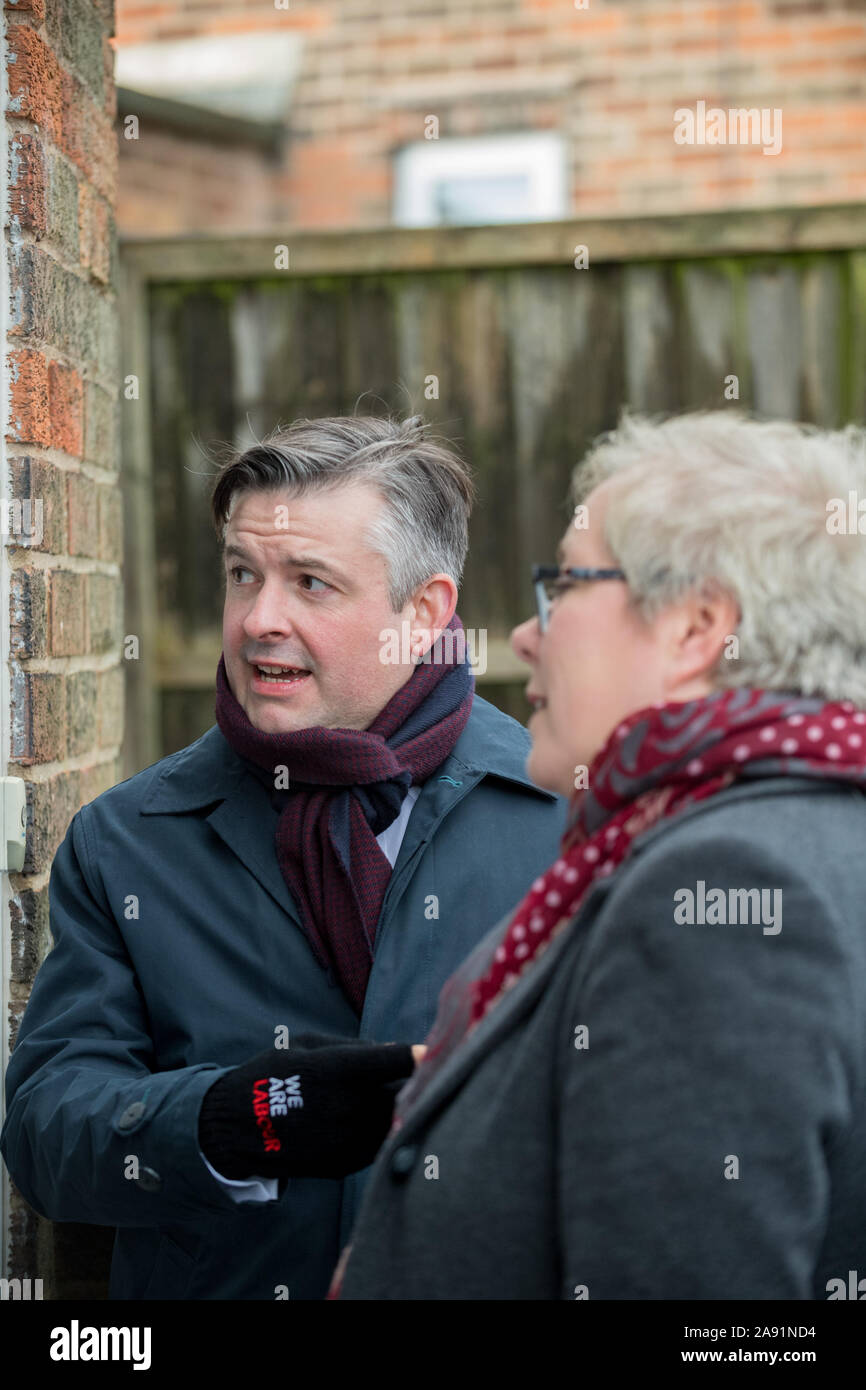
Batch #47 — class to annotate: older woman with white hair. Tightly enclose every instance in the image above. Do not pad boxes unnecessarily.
[333,409,866,1300]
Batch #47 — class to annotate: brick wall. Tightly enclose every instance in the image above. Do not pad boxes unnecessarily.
[114,0,866,236]
[4,0,120,1297]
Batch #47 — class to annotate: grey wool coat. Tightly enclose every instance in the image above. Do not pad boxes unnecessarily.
[0,694,567,1300]
[338,775,866,1300]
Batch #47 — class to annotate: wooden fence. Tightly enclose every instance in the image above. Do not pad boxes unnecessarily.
[119,204,866,777]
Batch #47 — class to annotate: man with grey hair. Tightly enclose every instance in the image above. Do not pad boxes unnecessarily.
[1,413,566,1301]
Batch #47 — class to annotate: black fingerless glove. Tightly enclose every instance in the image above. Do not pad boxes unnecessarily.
[198,1036,415,1180]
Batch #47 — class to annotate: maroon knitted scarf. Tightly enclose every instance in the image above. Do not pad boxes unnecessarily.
[214,614,474,1014]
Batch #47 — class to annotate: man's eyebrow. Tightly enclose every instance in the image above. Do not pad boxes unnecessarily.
[223,543,347,583]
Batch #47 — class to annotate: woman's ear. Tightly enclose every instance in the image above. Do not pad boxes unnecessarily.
[662,587,741,698]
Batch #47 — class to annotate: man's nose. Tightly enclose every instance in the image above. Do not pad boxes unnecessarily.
[510,614,540,667]
[242,581,295,638]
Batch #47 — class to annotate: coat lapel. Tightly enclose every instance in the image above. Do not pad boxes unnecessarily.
[139,725,306,927]
[388,772,844,1137]
[389,875,616,1139]
[138,704,560,945]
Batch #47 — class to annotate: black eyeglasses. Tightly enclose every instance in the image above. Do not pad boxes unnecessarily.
[532,563,627,633]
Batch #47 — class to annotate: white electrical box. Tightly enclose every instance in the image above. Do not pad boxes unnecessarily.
[1,777,27,872]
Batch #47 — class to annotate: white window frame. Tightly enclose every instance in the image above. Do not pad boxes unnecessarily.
[394,132,567,227]
[113,32,303,124]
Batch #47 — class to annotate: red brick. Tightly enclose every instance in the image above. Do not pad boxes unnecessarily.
[60,69,118,202]
[79,182,112,284]
[564,12,628,36]
[9,566,48,660]
[207,11,330,34]
[49,361,85,458]
[11,670,68,765]
[6,25,65,146]
[88,572,122,654]
[67,471,100,556]
[7,349,51,447]
[8,133,48,239]
[671,38,729,53]
[48,569,87,656]
[699,3,761,20]
[736,29,796,47]
[97,667,124,747]
[24,769,83,872]
[6,455,66,554]
[66,669,100,758]
[808,24,866,42]
[4,0,47,21]
[98,485,123,564]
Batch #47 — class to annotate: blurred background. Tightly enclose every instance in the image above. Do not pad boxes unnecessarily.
[113,0,866,776]
[115,0,866,232]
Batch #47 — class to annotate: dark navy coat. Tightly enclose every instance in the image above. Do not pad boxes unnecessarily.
[1,695,566,1299]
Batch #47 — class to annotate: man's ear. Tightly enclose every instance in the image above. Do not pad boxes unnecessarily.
[405,574,458,655]
[663,586,741,697]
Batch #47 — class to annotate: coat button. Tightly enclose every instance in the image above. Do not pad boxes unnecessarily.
[136,1167,162,1192]
[390,1144,418,1180]
[117,1102,146,1132]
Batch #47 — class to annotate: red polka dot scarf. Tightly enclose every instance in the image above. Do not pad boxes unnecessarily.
[399,688,866,1115]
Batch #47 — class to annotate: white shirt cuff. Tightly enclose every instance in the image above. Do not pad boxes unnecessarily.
[200,1148,279,1203]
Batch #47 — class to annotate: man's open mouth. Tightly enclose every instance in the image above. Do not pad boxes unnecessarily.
[250,662,311,686]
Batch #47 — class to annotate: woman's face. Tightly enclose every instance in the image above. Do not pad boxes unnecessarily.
[510,482,686,799]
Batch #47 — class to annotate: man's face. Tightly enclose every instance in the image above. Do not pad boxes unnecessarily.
[222,481,417,733]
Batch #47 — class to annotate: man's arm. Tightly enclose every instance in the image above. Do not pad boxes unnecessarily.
[1,808,257,1223]
[556,824,861,1299]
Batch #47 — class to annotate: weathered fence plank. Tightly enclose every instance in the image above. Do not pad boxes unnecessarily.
[121,212,866,764]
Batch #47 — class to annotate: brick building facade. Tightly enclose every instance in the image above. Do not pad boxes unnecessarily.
[3,0,120,1296]
[114,0,866,237]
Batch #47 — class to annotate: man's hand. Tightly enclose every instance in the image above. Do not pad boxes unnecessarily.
[199,1038,419,1180]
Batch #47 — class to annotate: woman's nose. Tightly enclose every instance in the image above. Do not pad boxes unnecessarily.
[510,615,540,667]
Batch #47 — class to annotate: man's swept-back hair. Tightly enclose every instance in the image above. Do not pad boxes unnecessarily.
[210,414,476,612]
[570,408,866,704]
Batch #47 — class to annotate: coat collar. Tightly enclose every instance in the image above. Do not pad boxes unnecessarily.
[139,694,555,816]
[137,696,557,936]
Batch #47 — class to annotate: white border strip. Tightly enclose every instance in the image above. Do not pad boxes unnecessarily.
[0,1,12,1278]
